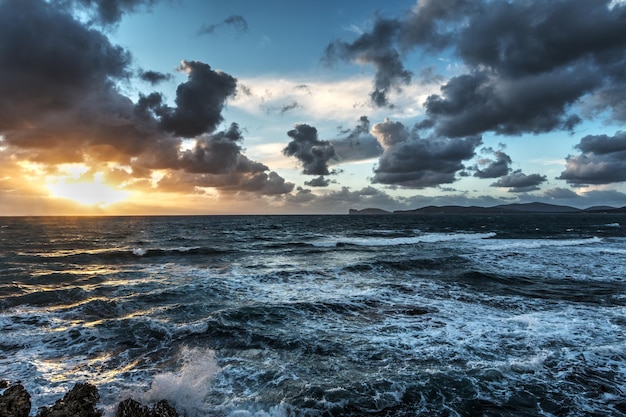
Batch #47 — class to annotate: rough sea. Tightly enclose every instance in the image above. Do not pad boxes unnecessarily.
[1,214,625,416]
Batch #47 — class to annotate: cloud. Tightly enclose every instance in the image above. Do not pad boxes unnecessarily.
[0,0,152,162]
[423,69,590,137]
[324,18,411,107]
[138,60,238,138]
[231,76,434,123]
[56,0,159,25]
[283,124,337,176]
[139,70,172,85]
[328,0,626,137]
[491,170,547,192]
[197,15,248,36]
[558,131,626,185]
[543,187,580,199]
[304,176,333,187]
[331,116,383,163]
[0,1,292,201]
[279,101,300,115]
[370,119,482,188]
[178,123,267,175]
[285,185,405,213]
[473,147,512,179]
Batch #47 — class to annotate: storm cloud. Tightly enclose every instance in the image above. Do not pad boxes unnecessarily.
[56,0,159,25]
[140,70,172,85]
[473,147,512,179]
[370,119,482,188]
[304,176,332,187]
[559,131,626,185]
[0,0,292,198]
[324,19,411,107]
[491,170,547,193]
[283,124,337,176]
[0,0,147,161]
[139,60,238,138]
[328,0,626,136]
[331,116,383,163]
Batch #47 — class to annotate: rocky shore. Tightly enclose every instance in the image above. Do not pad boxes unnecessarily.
[0,381,180,417]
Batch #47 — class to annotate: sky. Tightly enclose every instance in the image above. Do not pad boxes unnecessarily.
[1,0,626,215]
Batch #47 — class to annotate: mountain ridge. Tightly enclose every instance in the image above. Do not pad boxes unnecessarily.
[349,202,626,215]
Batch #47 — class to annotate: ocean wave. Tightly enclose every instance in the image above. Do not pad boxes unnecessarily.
[311,232,497,247]
[17,246,230,262]
[480,236,602,251]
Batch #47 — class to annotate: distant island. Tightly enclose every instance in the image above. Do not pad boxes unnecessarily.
[349,202,626,215]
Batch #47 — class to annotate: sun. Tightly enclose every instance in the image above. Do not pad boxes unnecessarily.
[47,178,130,207]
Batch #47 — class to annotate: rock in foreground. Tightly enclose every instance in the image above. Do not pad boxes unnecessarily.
[0,382,179,417]
[36,383,101,417]
[116,398,179,417]
[0,383,31,417]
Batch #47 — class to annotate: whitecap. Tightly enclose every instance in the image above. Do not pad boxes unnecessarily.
[131,248,148,256]
[120,346,220,417]
[312,232,496,247]
[481,236,602,251]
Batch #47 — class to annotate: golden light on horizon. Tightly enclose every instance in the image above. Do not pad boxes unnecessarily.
[47,177,130,207]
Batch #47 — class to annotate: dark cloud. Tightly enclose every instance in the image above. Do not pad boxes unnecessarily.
[455,0,626,77]
[283,124,337,175]
[585,85,626,122]
[558,131,626,185]
[0,0,290,199]
[324,18,411,107]
[491,170,547,193]
[331,116,383,163]
[56,0,159,25]
[140,70,172,85]
[280,101,300,115]
[0,0,157,161]
[139,60,237,138]
[197,15,248,36]
[423,69,592,137]
[544,187,580,199]
[285,186,316,204]
[581,189,626,207]
[370,119,482,188]
[153,163,293,197]
[304,176,331,187]
[178,123,267,175]
[290,186,404,213]
[397,0,476,49]
[329,0,626,137]
[473,147,512,179]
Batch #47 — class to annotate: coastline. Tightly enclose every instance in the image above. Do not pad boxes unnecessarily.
[0,381,179,417]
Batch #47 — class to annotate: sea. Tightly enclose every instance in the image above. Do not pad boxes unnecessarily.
[1,214,625,416]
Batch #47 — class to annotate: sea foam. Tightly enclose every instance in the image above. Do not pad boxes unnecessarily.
[114,346,220,417]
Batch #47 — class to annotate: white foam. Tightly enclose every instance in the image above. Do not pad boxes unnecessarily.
[312,232,496,247]
[480,236,602,251]
[123,346,220,417]
[131,248,148,256]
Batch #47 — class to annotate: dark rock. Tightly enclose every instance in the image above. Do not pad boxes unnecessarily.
[152,400,179,417]
[116,398,151,417]
[116,398,179,417]
[0,380,9,389]
[0,383,32,417]
[36,383,101,417]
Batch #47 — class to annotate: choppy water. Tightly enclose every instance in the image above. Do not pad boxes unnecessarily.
[1,214,625,416]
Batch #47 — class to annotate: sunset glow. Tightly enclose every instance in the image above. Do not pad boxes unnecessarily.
[47,179,130,207]
[0,0,625,215]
